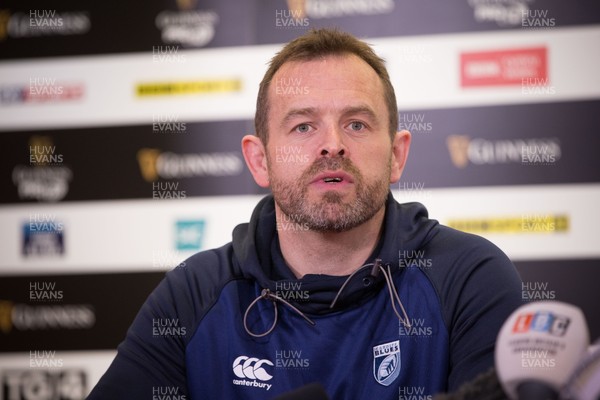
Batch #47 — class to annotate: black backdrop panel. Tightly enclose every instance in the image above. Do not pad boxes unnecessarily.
[0,119,269,204]
[2,0,600,59]
[400,99,600,188]
[514,258,600,342]
[0,271,165,352]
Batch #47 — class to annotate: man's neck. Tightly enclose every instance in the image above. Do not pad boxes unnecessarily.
[276,206,386,278]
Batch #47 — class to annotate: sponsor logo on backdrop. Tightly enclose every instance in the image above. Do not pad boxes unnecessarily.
[460,47,547,88]
[0,9,90,40]
[12,136,73,202]
[0,10,9,39]
[136,79,241,97]
[285,0,395,19]
[0,300,95,334]
[0,81,84,106]
[137,148,244,181]
[12,165,72,201]
[28,138,64,166]
[2,369,87,400]
[175,220,205,251]
[22,220,65,257]
[447,214,569,234]
[232,355,274,391]
[373,340,401,386]
[155,0,218,47]
[446,135,560,168]
[468,0,532,27]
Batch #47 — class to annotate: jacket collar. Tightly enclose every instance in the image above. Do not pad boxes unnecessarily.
[232,193,437,315]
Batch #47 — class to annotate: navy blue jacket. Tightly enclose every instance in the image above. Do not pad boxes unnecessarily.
[88,194,523,399]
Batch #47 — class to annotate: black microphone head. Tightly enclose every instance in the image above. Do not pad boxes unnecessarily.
[516,380,558,400]
[271,382,330,400]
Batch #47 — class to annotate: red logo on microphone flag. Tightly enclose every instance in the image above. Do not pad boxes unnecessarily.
[512,311,571,336]
[512,313,534,333]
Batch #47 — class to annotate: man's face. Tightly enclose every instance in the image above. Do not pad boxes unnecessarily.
[263,54,402,232]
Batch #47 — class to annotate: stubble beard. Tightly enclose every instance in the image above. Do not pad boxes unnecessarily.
[269,155,390,232]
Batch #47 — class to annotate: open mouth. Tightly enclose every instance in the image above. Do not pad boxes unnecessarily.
[312,171,353,186]
[323,177,343,183]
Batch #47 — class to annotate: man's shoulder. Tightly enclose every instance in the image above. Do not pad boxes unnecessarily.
[420,223,520,303]
[427,222,510,262]
[179,242,236,270]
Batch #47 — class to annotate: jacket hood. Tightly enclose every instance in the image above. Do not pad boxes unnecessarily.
[232,193,438,315]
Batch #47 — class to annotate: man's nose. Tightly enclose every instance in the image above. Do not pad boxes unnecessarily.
[319,125,347,157]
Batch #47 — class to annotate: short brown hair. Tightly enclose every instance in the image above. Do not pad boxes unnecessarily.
[254,28,398,144]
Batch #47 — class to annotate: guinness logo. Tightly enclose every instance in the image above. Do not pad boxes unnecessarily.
[137,148,161,182]
[446,135,470,168]
[177,0,197,11]
[0,300,13,334]
[137,148,244,182]
[30,135,53,149]
[0,10,10,41]
[29,135,55,166]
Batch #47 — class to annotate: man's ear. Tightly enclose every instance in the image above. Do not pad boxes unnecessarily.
[390,130,411,184]
[241,134,270,188]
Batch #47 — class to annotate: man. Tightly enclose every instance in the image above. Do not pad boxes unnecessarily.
[88,28,522,399]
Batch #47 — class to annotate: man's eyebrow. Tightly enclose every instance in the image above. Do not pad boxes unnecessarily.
[340,105,378,121]
[280,107,317,128]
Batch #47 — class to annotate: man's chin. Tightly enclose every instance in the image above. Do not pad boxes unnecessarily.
[306,216,369,233]
[304,205,375,233]
[308,189,352,205]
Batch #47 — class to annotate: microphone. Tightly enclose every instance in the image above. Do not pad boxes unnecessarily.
[271,382,330,400]
[561,339,600,400]
[495,301,590,400]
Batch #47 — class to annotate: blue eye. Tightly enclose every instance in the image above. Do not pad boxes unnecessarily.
[349,121,364,131]
[296,124,310,133]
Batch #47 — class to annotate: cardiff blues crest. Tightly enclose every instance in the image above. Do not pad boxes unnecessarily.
[373,340,401,386]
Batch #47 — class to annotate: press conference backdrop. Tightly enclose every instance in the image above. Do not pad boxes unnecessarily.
[0,0,599,398]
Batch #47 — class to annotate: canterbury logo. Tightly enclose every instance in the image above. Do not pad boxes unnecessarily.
[232,356,274,381]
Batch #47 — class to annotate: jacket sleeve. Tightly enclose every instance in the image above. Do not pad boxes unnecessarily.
[87,248,234,399]
[427,227,524,391]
